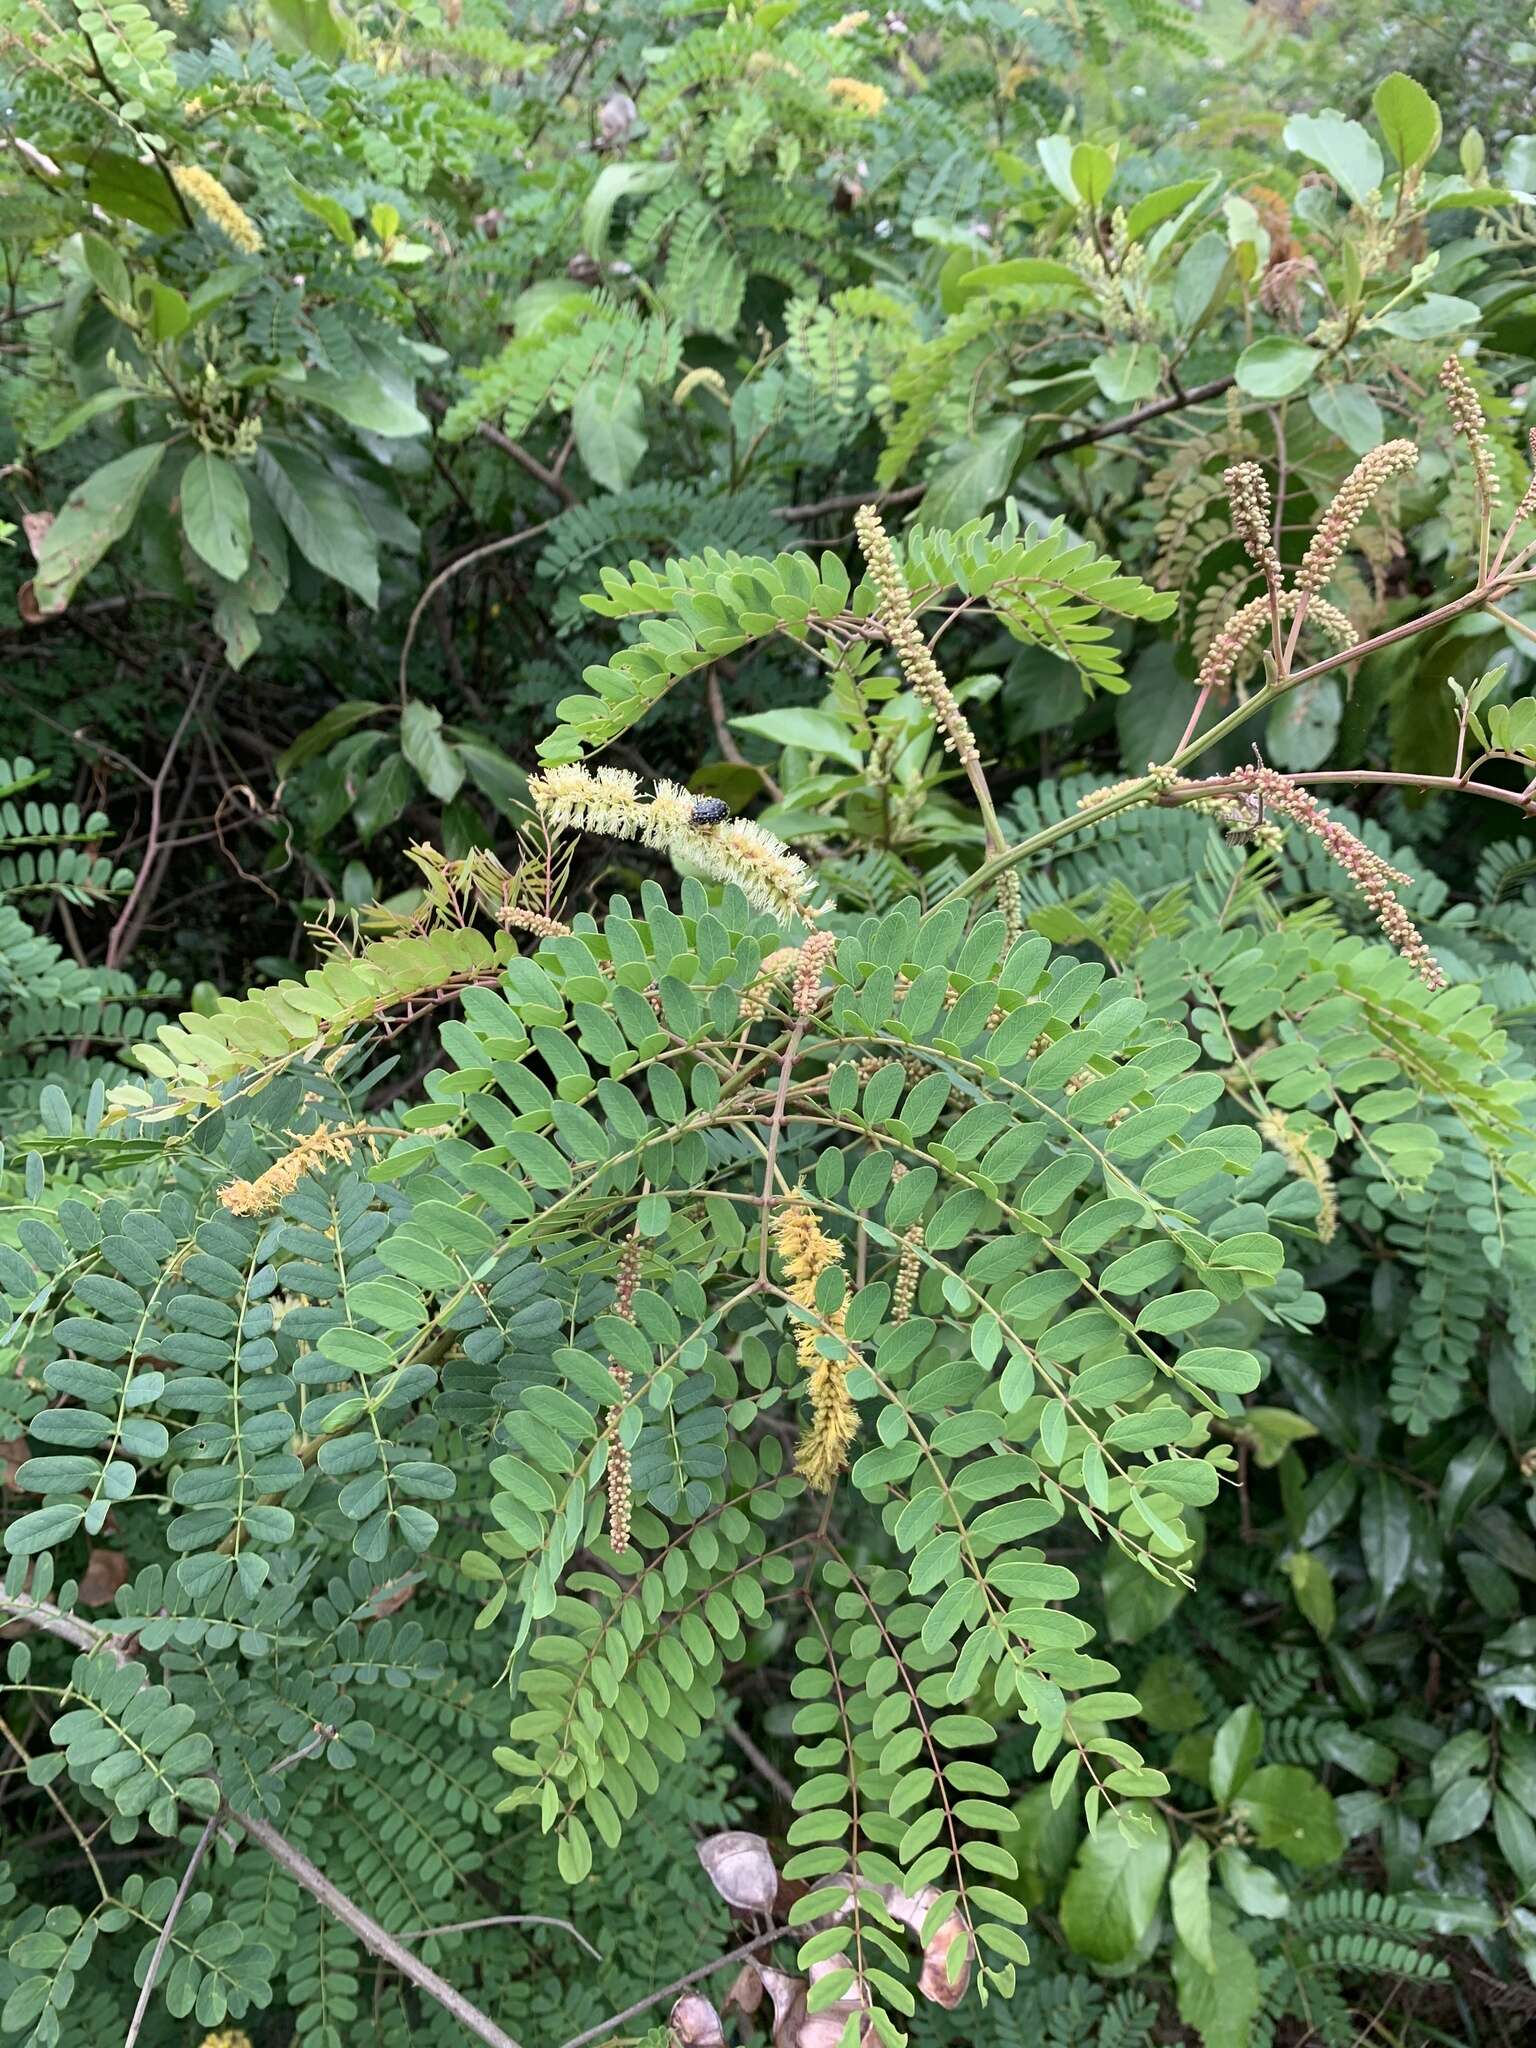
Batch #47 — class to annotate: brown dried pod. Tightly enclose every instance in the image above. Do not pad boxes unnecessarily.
[598,91,637,148]
[799,1955,875,2048]
[696,1829,779,1913]
[669,1992,726,2048]
[754,1965,808,2047]
[723,1963,764,2016]
[880,1882,974,2008]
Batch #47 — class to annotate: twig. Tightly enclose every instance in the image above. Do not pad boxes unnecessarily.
[474,421,577,505]
[707,667,749,767]
[944,565,1534,910]
[1034,373,1239,460]
[1174,681,1215,756]
[707,666,785,802]
[0,1592,525,2048]
[122,1812,220,2048]
[397,1915,603,1961]
[555,1926,793,2048]
[775,374,1239,523]
[0,1588,127,1663]
[0,1715,112,1902]
[104,669,209,971]
[232,1808,524,2048]
[723,1715,795,1803]
[398,522,553,705]
[776,481,927,523]
[420,393,575,506]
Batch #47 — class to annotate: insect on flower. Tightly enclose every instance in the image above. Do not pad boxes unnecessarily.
[690,797,731,827]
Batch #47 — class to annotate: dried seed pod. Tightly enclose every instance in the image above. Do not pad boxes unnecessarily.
[696,1829,779,1913]
[669,1992,725,2048]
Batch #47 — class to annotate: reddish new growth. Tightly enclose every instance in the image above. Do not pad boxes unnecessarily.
[1191,765,1446,992]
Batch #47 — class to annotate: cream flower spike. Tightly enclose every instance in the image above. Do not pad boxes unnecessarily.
[529,764,813,923]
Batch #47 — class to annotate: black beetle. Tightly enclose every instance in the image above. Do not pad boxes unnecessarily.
[690,797,731,827]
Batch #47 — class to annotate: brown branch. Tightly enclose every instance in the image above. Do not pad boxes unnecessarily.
[555,1926,793,2048]
[776,481,927,523]
[0,1589,127,1663]
[399,522,554,706]
[722,1714,795,1804]
[775,375,1239,522]
[397,1914,602,1960]
[0,1590,524,2048]
[473,421,577,505]
[420,393,575,506]
[123,1812,220,2048]
[104,668,211,972]
[233,1808,525,2048]
[1033,373,1239,460]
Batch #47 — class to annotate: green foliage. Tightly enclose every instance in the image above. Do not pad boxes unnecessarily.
[4,5,1536,2046]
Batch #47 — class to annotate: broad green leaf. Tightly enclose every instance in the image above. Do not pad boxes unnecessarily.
[1211,1704,1261,1803]
[1268,677,1342,771]
[731,708,863,766]
[1090,344,1160,404]
[137,280,189,342]
[281,354,428,437]
[1058,1807,1170,1963]
[86,153,185,232]
[1234,337,1318,399]
[1373,73,1442,170]
[30,388,137,455]
[1425,1773,1492,1848]
[1036,135,1079,204]
[1170,1838,1214,1973]
[957,257,1086,296]
[181,453,252,582]
[400,700,466,802]
[1360,1469,1414,1605]
[1070,142,1115,208]
[571,379,647,492]
[1173,1903,1262,2048]
[291,175,353,243]
[1125,176,1214,243]
[256,445,380,606]
[1216,1847,1289,1918]
[267,0,345,61]
[277,700,385,775]
[1284,110,1385,206]
[1241,1407,1320,1468]
[80,232,131,309]
[1504,136,1536,198]
[581,162,676,258]
[1286,1549,1336,1639]
[919,418,1023,530]
[1171,232,1230,334]
[353,751,415,842]
[1231,1766,1344,1868]
[1309,382,1384,455]
[1375,292,1479,340]
[32,442,167,615]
